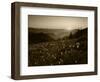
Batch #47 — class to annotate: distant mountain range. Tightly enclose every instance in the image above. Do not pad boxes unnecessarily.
[28,27,87,44]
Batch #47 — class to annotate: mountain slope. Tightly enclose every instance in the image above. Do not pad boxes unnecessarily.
[28,28,88,66]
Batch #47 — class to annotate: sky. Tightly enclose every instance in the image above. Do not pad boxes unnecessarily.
[28,15,88,30]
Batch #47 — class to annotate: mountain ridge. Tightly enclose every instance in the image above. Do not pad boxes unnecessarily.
[28,27,87,44]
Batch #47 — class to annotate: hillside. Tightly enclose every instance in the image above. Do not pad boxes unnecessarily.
[28,28,71,43]
[28,28,88,66]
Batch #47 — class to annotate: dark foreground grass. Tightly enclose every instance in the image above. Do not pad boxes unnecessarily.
[28,36,87,66]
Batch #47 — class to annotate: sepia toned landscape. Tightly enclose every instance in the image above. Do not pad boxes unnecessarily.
[28,15,88,66]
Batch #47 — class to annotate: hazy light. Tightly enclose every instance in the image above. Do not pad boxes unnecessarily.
[28,15,88,30]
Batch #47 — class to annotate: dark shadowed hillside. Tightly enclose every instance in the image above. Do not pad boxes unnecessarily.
[28,32,54,44]
[28,28,71,43]
[69,28,87,39]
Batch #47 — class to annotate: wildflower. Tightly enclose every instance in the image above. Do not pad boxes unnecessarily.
[75,60,78,63]
[76,42,80,48]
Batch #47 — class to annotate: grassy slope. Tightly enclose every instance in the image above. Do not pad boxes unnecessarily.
[28,35,87,66]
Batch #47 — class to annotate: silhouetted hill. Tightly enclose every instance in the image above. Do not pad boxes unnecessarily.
[28,32,54,44]
[29,27,71,40]
[28,27,87,44]
[69,28,87,39]
[61,28,87,40]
